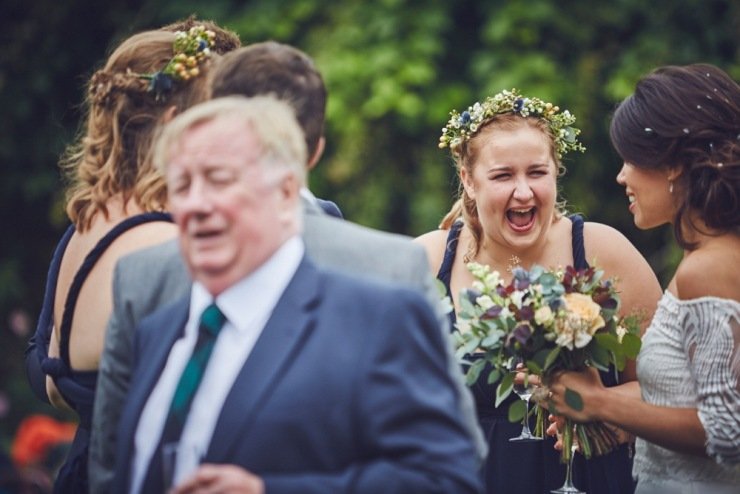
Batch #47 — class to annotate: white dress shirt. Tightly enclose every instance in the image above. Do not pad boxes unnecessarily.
[130,236,304,493]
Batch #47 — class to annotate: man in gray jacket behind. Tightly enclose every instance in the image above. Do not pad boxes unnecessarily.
[89,41,485,493]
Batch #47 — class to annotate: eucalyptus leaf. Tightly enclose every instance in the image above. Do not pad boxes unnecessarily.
[544,346,561,370]
[622,333,642,358]
[481,331,503,348]
[459,294,476,315]
[487,368,502,385]
[532,348,551,368]
[525,359,542,375]
[589,343,610,370]
[495,372,514,407]
[508,399,526,423]
[462,335,481,354]
[465,358,486,386]
[594,332,620,353]
[434,278,447,296]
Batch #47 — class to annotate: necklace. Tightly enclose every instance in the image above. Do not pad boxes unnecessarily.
[463,250,523,274]
[506,255,522,273]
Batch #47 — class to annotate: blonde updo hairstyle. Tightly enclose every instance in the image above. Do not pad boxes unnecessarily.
[62,26,233,231]
[440,113,566,260]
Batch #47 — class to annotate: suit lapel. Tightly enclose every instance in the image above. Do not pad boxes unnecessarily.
[207,258,321,461]
[116,296,190,484]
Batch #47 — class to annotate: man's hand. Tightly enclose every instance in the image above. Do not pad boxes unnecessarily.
[172,464,265,494]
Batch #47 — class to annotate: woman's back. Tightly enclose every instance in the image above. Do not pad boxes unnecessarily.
[47,197,175,397]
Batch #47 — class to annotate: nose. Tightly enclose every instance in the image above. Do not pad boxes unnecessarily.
[512,176,534,201]
[616,163,627,186]
[171,178,214,219]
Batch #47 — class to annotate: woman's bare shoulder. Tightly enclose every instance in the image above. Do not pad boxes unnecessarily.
[414,229,450,272]
[675,237,740,301]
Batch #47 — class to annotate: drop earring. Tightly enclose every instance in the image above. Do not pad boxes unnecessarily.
[668,181,674,194]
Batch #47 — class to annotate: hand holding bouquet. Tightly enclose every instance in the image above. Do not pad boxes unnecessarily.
[452,262,642,462]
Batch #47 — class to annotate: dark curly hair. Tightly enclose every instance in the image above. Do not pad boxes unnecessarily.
[610,64,740,249]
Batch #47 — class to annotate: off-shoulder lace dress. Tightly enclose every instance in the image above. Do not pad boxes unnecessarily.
[634,291,740,489]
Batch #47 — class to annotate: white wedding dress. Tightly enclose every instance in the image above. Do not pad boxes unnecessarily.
[633,291,740,493]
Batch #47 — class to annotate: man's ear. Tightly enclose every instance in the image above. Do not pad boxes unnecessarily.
[278,172,301,206]
[306,136,325,171]
[162,105,178,124]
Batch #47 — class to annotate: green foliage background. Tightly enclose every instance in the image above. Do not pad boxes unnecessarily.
[1,0,738,447]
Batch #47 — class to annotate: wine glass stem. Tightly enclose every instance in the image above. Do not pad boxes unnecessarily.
[522,397,532,435]
[564,449,575,487]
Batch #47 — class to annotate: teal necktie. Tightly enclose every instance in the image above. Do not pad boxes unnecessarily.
[142,303,226,491]
[166,303,227,432]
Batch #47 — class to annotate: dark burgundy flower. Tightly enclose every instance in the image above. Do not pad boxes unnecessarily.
[481,305,503,320]
[512,324,532,345]
[517,305,535,322]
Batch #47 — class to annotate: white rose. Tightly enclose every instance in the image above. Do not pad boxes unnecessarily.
[534,306,554,326]
[510,290,525,308]
[476,295,495,311]
[555,328,575,350]
[573,328,593,348]
[456,319,472,333]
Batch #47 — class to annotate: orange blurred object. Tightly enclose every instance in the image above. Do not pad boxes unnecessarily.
[11,415,76,468]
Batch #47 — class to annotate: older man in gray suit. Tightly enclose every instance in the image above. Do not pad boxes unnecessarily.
[89,42,484,493]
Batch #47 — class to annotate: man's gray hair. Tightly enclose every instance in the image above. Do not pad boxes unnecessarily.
[153,95,307,185]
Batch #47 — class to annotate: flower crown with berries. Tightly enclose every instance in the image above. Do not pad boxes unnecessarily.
[140,25,216,101]
[439,89,586,158]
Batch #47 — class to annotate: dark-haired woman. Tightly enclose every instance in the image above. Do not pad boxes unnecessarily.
[548,64,740,493]
[24,22,239,493]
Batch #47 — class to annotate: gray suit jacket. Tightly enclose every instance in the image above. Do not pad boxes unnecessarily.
[89,199,485,493]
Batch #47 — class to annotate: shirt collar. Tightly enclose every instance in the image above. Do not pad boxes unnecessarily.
[190,236,305,334]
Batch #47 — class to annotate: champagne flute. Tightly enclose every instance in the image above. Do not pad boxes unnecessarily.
[162,442,179,491]
[551,426,585,493]
[162,441,204,491]
[509,364,543,442]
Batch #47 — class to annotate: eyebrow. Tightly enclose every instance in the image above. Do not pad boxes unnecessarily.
[486,163,551,172]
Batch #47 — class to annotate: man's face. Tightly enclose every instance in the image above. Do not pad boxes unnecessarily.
[166,116,297,295]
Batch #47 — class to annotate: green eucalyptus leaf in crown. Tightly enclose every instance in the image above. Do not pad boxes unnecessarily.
[140,25,216,102]
[438,88,586,158]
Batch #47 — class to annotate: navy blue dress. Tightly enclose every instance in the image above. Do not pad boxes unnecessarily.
[25,212,171,494]
[438,215,634,494]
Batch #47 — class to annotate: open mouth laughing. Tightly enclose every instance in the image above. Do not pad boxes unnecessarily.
[506,207,536,232]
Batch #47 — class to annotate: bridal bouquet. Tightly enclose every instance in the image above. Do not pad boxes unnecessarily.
[452,262,641,461]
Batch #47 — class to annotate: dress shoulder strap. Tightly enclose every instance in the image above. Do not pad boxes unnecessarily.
[437,221,463,293]
[437,221,463,328]
[29,225,75,368]
[58,212,172,369]
[569,214,589,270]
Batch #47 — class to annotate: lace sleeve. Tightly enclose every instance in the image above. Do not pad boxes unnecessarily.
[683,298,740,464]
